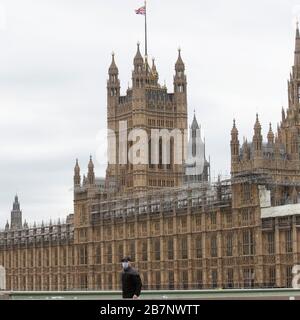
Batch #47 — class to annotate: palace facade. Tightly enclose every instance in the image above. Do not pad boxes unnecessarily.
[1,28,300,291]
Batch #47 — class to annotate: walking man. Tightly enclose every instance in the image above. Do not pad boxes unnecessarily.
[121,256,142,299]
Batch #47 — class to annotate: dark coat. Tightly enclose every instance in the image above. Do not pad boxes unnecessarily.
[121,266,142,298]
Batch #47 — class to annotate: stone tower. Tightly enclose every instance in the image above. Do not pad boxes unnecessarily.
[10,195,22,230]
[184,113,210,184]
[106,45,188,194]
[230,24,300,210]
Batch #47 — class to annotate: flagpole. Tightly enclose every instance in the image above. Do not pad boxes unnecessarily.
[144,0,148,57]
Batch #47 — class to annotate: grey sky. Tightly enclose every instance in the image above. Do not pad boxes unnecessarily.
[0,0,299,227]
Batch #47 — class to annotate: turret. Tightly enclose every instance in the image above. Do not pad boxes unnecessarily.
[74,159,81,188]
[267,123,274,144]
[10,194,22,230]
[252,114,262,157]
[173,48,187,116]
[88,156,95,185]
[132,43,145,89]
[107,52,120,95]
[290,23,300,108]
[174,48,187,94]
[230,119,240,164]
[294,22,300,67]
[107,53,120,116]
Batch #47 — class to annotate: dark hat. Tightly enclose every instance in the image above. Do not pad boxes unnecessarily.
[121,256,132,262]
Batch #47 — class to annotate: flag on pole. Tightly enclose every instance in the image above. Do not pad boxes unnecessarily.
[135,6,146,15]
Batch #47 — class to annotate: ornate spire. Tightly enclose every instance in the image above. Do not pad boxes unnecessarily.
[267,123,274,144]
[253,114,262,155]
[295,22,300,66]
[134,42,144,65]
[231,119,239,164]
[175,47,185,70]
[108,52,118,74]
[13,194,20,211]
[88,155,94,169]
[231,119,238,137]
[254,113,261,131]
[88,155,95,185]
[11,194,22,230]
[74,159,81,187]
[191,112,200,130]
[74,159,80,174]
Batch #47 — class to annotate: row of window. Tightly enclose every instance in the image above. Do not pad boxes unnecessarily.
[6,266,293,291]
[147,119,174,128]
[148,179,175,187]
[265,230,293,254]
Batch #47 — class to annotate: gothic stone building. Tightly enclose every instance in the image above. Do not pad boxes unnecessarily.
[1,29,300,291]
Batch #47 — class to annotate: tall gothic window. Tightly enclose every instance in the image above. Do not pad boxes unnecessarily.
[154,239,160,261]
[79,245,88,265]
[241,183,251,203]
[286,266,293,287]
[267,232,275,254]
[285,230,293,253]
[269,267,276,288]
[243,268,254,288]
[142,241,148,261]
[167,238,174,260]
[195,235,202,258]
[196,270,203,289]
[226,269,234,288]
[106,244,112,264]
[181,237,188,259]
[242,229,255,255]
[211,235,217,257]
[168,271,174,290]
[181,270,188,289]
[96,245,101,264]
[226,233,233,256]
[211,270,218,288]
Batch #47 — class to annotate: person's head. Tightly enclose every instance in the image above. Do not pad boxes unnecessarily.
[121,256,132,270]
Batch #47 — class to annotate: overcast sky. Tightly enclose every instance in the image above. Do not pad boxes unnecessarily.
[0,0,299,227]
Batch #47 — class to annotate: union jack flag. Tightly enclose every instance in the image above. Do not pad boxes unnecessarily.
[135,6,146,15]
